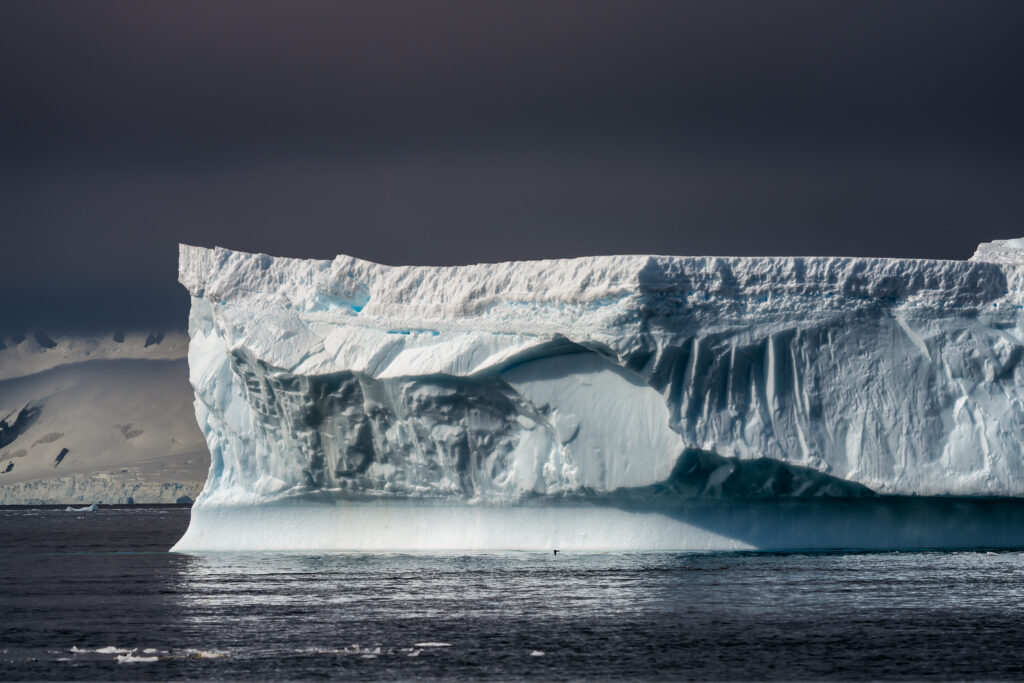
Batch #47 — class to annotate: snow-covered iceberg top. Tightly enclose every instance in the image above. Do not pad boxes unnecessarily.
[178,239,1024,513]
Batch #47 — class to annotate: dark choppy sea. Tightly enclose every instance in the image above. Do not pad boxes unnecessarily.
[3,507,1024,680]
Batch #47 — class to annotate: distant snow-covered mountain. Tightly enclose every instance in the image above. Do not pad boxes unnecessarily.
[0,330,208,504]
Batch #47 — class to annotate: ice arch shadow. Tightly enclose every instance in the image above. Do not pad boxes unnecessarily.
[592,449,1024,551]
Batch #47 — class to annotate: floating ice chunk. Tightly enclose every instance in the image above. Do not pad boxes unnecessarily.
[173,240,1024,551]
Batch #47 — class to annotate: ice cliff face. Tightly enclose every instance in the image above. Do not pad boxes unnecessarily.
[179,240,1024,508]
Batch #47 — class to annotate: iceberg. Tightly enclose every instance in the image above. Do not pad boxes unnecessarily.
[173,240,1024,551]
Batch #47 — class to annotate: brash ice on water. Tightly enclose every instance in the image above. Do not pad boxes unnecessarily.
[172,239,1024,551]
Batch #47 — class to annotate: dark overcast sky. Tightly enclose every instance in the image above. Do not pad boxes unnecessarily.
[2,1,1023,332]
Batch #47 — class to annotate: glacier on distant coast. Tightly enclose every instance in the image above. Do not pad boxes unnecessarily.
[173,240,1024,551]
[0,330,208,504]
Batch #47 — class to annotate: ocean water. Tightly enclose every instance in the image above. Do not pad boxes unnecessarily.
[3,507,1024,680]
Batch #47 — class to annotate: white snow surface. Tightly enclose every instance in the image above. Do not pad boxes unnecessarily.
[0,330,188,381]
[178,240,1024,514]
[0,331,208,504]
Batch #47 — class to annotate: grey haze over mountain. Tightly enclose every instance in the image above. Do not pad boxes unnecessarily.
[2,1,1023,333]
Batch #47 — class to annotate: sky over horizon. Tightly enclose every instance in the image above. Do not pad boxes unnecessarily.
[2,1,1023,332]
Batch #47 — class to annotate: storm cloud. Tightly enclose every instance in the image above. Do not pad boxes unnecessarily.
[2,1,1022,331]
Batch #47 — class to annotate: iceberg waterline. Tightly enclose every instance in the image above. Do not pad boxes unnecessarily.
[173,240,1024,551]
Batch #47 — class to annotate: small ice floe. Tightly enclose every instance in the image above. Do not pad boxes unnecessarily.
[303,644,375,656]
[299,646,349,655]
[530,650,546,657]
[185,648,228,659]
[413,642,452,648]
[71,646,161,663]
[65,504,98,512]
[117,653,159,664]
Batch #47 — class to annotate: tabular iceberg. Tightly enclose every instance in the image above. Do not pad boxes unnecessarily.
[173,239,1024,551]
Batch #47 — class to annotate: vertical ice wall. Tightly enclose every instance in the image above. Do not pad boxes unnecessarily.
[178,240,1024,510]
